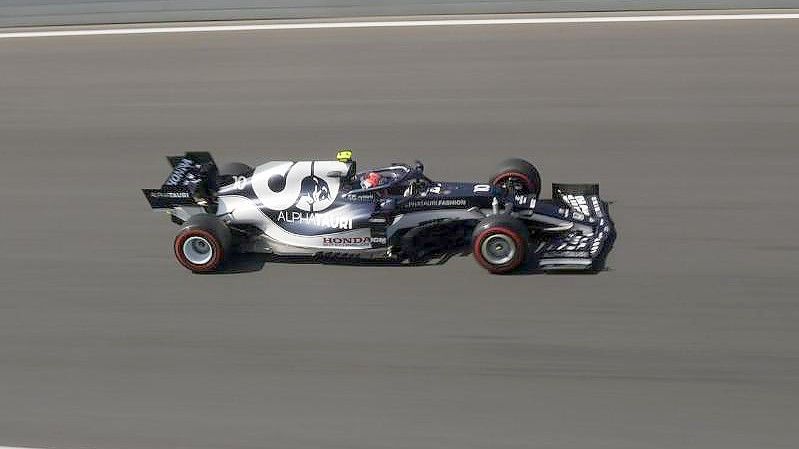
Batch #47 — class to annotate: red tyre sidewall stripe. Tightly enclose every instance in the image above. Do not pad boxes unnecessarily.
[473,226,526,273]
[174,229,223,272]
[491,171,533,191]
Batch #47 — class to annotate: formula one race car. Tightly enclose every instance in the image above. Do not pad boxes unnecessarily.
[143,150,615,274]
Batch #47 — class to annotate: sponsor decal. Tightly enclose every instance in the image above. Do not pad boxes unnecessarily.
[323,236,372,246]
[591,231,605,255]
[346,193,374,202]
[563,194,592,216]
[419,186,452,197]
[297,175,331,210]
[591,196,604,218]
[277,210,353,230]
[150,191,190,199]
[252,161,343,212]
[165,159,195,186]
[405,198,467,208]
[515,193,536,208]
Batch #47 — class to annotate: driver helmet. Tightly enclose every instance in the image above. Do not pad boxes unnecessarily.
[361,172,382,189]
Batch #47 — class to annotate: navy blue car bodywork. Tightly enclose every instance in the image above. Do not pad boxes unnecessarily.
[144,152,615,273]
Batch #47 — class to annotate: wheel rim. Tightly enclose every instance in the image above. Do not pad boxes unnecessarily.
[480,234,516,265]
[182,236,214,265]
[495,173,532,194]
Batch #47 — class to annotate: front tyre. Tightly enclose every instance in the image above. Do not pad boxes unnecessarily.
[472,215,529,274]
[490,158,541,197]
[173,214,231,273]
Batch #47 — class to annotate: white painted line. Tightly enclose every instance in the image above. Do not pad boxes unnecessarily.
[0,446,49,449]
[1,13,799,39]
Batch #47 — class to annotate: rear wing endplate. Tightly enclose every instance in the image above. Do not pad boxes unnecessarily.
[142,151,216,209]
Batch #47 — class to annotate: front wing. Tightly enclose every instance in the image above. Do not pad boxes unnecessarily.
[535,184,616,271]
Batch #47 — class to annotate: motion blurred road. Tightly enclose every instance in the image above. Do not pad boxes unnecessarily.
[1,16,798,449]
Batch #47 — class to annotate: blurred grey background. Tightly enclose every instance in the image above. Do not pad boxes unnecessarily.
[2,0,799,26]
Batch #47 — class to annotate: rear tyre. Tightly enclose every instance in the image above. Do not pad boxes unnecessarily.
[472,215,529,274]
[217,162,253,177]
[490,158,541,197]
[173,214,232,273]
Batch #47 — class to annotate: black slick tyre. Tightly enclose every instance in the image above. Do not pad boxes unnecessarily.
[217,162,253,178]
[490,158,541,197]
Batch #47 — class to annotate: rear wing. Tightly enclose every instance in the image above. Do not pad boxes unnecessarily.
[142,152,217,208]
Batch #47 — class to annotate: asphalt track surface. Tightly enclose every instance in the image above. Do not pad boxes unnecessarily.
[1,15,798,449]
